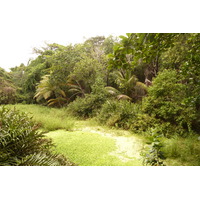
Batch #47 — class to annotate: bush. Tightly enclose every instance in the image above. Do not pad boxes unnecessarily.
[130,113,188,137]
[98,100,140,129]
[67,93,107,118]
[130,113,159,135]
[0,78,17,104]
[0,87,16,104]
[141,129,166,166]
[142,69,196,136]
[67,77,108,118]
[0,107,74,166]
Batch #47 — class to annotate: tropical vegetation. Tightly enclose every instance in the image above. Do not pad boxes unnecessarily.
[1,33,200,166]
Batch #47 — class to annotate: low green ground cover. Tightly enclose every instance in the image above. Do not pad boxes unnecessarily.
[162,136,200,166]
[47,130,142,166]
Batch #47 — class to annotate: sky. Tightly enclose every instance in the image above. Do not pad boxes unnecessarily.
[0,0,199,71]
[0,0,127,71]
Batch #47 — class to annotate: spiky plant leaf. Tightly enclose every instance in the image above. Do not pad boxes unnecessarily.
[0,107,74,166]
[105,86,120,96]
[47,97,68,107]
[117,94,132,101]
[17,153,62,166]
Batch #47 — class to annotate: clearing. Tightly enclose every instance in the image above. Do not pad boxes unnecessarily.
[5,104,145,166]
[48,119,145,166]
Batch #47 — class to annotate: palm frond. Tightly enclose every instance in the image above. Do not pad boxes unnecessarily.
[105,86,120,96]
[47,97,68,107]
[17,152,65,166]
[135,82,148,90]
[117,94,132,101]
[58,89,67,98]
[67,79,85,98]
[43,91,52,100]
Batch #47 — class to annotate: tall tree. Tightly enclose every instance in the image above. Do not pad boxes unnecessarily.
[109,33,178,81]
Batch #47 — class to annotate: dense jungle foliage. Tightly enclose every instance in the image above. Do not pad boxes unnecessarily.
[1,33,200,165]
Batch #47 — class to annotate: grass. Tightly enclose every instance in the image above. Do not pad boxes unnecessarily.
[48,130,142,166]
[161,135,200,166]
[4,104,200,166]
[4,104,75,131]
[3,104,143,166]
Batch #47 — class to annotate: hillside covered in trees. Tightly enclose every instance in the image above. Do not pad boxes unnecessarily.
[1,33,200,166]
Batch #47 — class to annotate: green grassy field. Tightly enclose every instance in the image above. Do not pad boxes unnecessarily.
[48,130,142,166]
[5,104,75,131]
[4,104,143,166]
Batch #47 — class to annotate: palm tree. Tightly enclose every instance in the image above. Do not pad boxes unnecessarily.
[34,75,68,107]
[116,69,138,97]
[106,69,147,102]
[105,86,132,101]
[67,78,86,100]
[34,75,53,101]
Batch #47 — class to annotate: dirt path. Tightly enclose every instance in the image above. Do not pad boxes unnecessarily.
[74,121,144,163]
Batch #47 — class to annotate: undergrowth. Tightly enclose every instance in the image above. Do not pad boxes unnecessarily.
[5,104,75,131]
[162,135,200,166]
[5,104,200,166]
[0,106,73,166]
[97,100,140,129]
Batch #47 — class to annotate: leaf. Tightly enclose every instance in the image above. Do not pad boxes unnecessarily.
[117,94,132,101]
[105,86,120,96]
[59,89,66,97]
[43,91,52,100]
[119,35,128,40]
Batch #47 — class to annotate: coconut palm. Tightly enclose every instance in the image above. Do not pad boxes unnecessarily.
[105,86,132,101]
[34,74,68,107]
[67,78,86,100]
[106,69,147,102]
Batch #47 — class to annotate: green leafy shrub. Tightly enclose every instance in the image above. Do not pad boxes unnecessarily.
[131,113,188,137]
[0,87,16,104]
[130,113,158,135]
[0,107,74,166]
[141,129,166,166]
[66,76,108,118]
[0,75,17,105]
[98,100,140,129]
[142,69,196,136]
[66,93,106,118]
